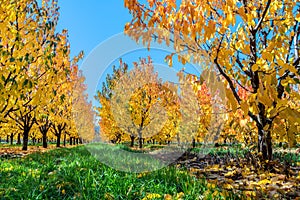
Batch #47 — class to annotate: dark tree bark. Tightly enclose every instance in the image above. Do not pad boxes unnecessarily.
[56,133,61,147]
[39,119,51,148]
[22,116,35,151]
[138,137,142,148]
[22,128,30,151]
[42,133,47,148]
[10,133,14,145]
[192,137,196,148]
[32,137,36,145]
[52,123,66,148]
[130,135,135,147]
[8,110,35,150]
[138,129,143,149]
[17,133,21,145]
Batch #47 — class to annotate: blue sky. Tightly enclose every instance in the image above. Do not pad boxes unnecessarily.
[56,1,131,59]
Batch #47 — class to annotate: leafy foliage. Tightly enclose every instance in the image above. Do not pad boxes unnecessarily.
[0,0,95,149]
[96,58,180,148]
[124,0,300,160]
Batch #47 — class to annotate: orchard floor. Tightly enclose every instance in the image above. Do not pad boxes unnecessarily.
[0,143,299,199]
[0,143,79,159]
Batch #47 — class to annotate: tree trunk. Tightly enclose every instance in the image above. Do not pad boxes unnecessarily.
[42,133,47,148]
[138,130,143,148]
[266,132,272,160]
[70,137,73,145]
[130,135,135,147]
[192,138,196,148]
[257,128,272,160]
[52,123,66,148]
[6,135,9,143]
[56,133,61,147]
[10,133,14,145]
[139,137,143,148]
[76,138,79,145]
[22,129,29,151]
[38,119,51,148]
[40,129,49,148]
[17,133,21,145]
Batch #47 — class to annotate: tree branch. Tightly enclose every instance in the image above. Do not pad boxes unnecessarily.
[214,35,241,104]
[236,53,251,77]
[254,0,272,31]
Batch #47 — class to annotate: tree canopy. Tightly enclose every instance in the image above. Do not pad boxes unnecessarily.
[124,0,300,159]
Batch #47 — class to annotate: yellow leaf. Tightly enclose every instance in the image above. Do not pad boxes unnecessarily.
[226,88,238,112]
[223,183,234,190]
[252,64,259,71]
[258,95,272,107]
[244,191,256,198]
[165,55,173,67]
[240,101,249,115]
[224,170,236,177]
[262,51,273,62]
[176,192,184,199]
[296,13,300,22]
[142,193,161,200]
[207,183,216,188]
[164,194,172,200]
[258,179,271,185]
[249,104,259,115]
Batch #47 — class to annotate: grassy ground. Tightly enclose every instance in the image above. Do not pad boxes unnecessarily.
[1,143,299,199]
[0,145,242,200]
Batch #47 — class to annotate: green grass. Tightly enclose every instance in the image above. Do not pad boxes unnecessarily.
[273,151,300,165]
[0,145,241,200]
[190,145,246,157]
